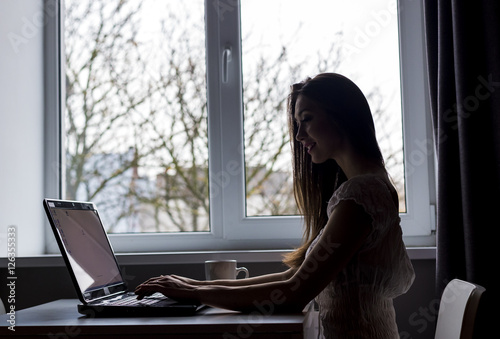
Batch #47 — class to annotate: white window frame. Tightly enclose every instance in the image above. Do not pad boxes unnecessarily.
[397,0,436,245]
[44,0,435,254]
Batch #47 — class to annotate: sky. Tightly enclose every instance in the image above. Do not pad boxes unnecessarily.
[238,0,404,177]
[136,0,402,97]
[69,0,404,174]
[66,0,406,217]
[96,0,403,178]
[240,0,401,90]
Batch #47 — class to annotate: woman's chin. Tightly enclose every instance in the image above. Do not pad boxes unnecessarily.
[310,156,329,164]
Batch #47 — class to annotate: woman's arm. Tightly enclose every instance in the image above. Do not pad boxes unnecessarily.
[197,200,372,312]
[134,267,296,301]
[170,268,296,286]
[135,200,372,313]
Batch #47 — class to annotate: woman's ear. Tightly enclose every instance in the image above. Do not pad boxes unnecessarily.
[329,119,346,143]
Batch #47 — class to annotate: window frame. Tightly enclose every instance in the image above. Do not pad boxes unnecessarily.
[45,0,435,254]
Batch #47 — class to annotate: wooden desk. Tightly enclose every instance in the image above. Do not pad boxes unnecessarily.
[0,299,307,338]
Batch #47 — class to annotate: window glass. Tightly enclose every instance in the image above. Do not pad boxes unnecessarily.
[64,0,209,233]
[241,0,406,216]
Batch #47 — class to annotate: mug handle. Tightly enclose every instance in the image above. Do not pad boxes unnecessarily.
[236,266,249,279]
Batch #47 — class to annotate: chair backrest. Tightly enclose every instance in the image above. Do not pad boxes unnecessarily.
[434,279,485,339]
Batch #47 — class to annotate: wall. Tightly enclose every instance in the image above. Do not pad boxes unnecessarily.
[0,0,45,256]
[0,258,437,338]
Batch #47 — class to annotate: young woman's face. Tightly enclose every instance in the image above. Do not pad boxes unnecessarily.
[294,94,344,164]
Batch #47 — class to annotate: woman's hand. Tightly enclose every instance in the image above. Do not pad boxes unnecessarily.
[135,275,201,304]
[134,268,301,312]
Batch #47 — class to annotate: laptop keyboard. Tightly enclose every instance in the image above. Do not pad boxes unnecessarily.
[111,296,159,306]
[95,292,167,307]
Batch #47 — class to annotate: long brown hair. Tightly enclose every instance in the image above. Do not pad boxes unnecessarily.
[283,73,385,268]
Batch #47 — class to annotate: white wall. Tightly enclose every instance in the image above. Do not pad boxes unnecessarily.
[0,0,45,256]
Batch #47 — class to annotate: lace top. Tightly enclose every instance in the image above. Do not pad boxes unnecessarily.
[306,174,415,339]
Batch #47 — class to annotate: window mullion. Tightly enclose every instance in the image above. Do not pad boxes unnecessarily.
[207,1,247,239]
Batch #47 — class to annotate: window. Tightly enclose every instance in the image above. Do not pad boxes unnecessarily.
[64,0,209,233]
[43,0,434,255]
[240,0,406,217]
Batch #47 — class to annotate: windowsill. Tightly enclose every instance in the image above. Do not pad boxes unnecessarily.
[1,247,436,268]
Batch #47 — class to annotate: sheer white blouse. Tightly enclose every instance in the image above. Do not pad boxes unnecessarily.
[306,174,415,338]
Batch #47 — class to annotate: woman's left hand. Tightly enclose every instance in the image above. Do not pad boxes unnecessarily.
[135,275,201,304]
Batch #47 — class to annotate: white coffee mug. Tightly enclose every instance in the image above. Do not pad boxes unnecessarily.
[205,260,249,280]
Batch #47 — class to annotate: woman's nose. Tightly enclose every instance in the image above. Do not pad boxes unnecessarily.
[295,124,305,141]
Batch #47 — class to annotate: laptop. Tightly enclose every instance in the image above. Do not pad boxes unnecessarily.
[43,198,205,317]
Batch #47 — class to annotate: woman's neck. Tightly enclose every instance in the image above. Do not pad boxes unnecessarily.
[335,148,385,180]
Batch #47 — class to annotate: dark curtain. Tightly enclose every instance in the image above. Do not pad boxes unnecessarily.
[423,0,500,334]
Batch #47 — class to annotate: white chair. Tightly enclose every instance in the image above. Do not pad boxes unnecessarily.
[434,279,485,339]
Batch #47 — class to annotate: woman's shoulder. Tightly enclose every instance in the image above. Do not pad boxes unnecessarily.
[334,173,393,197]
[327,173,396,217]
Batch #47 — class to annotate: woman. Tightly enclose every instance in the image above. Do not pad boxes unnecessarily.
[135,73,415,338]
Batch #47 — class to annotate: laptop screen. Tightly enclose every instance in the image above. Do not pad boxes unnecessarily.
[45,200,125,301]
